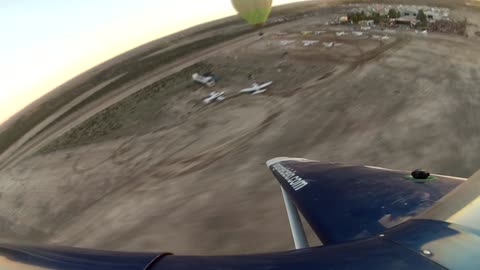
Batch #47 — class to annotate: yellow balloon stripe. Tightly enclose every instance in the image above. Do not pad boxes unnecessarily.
[239,8,272,25]
[231,0,273,26]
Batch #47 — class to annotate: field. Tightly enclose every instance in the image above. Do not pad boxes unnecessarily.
[0,0,480,256]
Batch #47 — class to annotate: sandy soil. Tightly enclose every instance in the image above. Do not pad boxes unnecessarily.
[0,0,479,257]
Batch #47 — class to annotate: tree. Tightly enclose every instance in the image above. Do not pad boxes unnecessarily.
[347,12,357,23]
[388,8,400,19]
[347,12,366,23]
[371,12,381,23]
[360,11,366,21]
[416,9,427,27]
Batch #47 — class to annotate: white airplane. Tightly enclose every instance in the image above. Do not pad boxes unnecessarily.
[372,35,390,40]
[415,30,428,35]
[323,42,334,48]
[323,42,342,48]
[280,40,295,46]
[239,81,273,95]
[203,91,225,104]
[302,40,319,46]
[352,31,364,36]
[335,31,346,36]
[193,73,215,87]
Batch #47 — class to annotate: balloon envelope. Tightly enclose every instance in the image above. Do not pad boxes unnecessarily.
[231,0,273,26]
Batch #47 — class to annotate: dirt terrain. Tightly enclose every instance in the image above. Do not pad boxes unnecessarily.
[0,0,480,256]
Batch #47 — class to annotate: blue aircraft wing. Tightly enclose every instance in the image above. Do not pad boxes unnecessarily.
[2,219,480,270]
[0,234,448,270]
[266,157,465,244]
[0,243,167,270]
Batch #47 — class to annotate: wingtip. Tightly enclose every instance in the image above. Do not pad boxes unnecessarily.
[266,157,310,167]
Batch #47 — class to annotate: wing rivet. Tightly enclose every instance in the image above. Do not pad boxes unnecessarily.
[422,250,432,256]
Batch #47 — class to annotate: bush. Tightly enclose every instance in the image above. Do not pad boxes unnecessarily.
[371,12,380,23]
[416,10,427,27]
[388,9,400,19]
[348,11,388,24]
[428,19,467,35]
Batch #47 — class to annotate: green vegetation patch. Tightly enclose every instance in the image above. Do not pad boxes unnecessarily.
[347,11,388,24]
[404,175,437,183]
[39,62,212,154]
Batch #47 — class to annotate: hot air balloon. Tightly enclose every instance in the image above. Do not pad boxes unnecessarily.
[231,0,273,27]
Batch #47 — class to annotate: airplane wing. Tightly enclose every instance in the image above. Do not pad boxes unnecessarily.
[266,157,465,244]
[258,81,273,89]
[251,89,267,95]
[0,237,454,270]
[0,243,167,270]
[240,82,272,93]
[239,87,256,93]
[3,224,478,270]
[203,92,224,104]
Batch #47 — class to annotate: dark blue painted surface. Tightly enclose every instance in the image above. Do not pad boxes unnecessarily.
[0,236,448,270]
[267,159,464,244]
[385,219,480,270]
[0,243,165,270]
[3,220,479,270]
[150,237,444,270]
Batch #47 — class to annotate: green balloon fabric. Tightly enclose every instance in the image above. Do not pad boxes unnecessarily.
[231,0,273,26]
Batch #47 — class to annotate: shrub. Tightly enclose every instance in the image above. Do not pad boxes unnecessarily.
[416,10,428,28]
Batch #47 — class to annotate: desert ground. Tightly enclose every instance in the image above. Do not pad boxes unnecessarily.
[0,0,479,256]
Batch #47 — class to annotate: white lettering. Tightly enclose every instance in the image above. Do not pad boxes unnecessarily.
[272,163,308,191]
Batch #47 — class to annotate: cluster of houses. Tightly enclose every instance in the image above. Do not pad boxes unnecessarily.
[346,4,450,20]
[343,4,451,27]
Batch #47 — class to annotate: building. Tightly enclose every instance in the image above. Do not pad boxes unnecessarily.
[424,10,443,21]
[400,9,417,17]
[346,4,450,22]
[339,16,349,23]
[395,16,417,27]
[359,20,375,27]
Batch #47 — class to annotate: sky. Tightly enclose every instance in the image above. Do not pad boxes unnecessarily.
[0,0,304,124]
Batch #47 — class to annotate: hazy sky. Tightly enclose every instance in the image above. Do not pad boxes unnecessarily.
[0,0,304,124]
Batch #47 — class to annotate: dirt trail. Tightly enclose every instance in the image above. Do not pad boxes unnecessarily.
[0,74,127,165]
